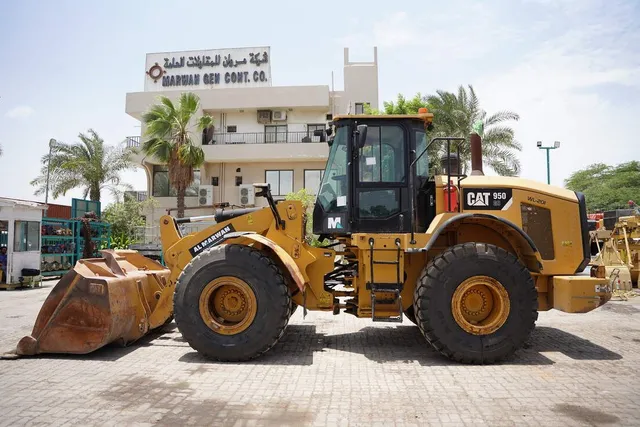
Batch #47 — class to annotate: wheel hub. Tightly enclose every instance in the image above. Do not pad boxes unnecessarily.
[452,276,510,335]
[199,276,257,335]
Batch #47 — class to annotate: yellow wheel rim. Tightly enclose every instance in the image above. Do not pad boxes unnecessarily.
[451,275,510,336]
[199,276,257,335]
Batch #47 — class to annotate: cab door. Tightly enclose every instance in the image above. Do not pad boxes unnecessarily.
[352,122,411,233]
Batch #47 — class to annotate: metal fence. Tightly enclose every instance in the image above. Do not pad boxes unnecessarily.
[133,221,216,245]
[207,131,322,145]
[125,131,323,148]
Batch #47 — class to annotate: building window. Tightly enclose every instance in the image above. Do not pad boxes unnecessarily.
[265,125,287,143]
[304,170,324,194]
[152,166,200,197]
[266,170,293,196]
[307,124,325,142]
[355,103,365,114]
[14,221,40,252]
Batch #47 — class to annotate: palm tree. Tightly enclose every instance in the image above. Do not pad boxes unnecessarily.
[426,85,522,176]
[30,129,135,202]
[140,92,213,218]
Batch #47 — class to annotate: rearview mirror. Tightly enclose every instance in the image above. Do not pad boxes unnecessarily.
[356,124,368,149]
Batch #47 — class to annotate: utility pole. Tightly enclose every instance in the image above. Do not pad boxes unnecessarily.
[536,140,560,185]
[44,138,55,216]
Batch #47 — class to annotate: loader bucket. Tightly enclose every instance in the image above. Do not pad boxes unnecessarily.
[16,249,173,356]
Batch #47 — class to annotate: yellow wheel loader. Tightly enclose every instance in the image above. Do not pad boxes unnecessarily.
[15,110,613,364]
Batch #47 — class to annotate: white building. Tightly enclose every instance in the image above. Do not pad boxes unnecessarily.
[124,46,379,232]
[0,198,46,285]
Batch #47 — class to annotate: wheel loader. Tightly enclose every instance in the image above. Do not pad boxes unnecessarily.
[14,109,613,364]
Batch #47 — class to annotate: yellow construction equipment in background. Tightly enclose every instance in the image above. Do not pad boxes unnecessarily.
[590,213,640,291]
[14,110,614,364]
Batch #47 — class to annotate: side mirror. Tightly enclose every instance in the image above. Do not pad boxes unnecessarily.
[327,135,335,147]
[356,124,368,149]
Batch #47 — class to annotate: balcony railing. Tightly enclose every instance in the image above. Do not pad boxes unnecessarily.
[207,131,323,145]
[125,131,324,148]
[124,190,148,202]
[126,136,141,148]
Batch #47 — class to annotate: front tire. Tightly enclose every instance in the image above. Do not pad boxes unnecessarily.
[174,244,290,362]
[414,242,538,364]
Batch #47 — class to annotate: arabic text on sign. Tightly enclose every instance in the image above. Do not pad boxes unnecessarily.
[163,51,268,69]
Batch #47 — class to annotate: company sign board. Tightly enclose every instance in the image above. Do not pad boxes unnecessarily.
[144,46,272,92]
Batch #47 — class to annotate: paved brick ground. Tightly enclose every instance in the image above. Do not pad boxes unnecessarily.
[2,280,640,426]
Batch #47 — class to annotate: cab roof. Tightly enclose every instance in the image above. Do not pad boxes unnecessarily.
[332,110,434,123]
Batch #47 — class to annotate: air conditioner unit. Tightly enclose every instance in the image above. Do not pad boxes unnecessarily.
[257,110,271,124]
[239,184,255,206]
[272,110,287,121]
[198,185,214,206]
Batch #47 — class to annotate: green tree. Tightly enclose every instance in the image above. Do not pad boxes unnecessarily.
[103,196,159,248]
[141,92,213,218]
[363,93,429,115]
[364,87,521,176]
[30,129,135,201]
[285,188,328,247]
[426,85,521,176]
[564,161,640,212]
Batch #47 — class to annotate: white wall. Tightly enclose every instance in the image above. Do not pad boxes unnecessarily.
[126,85,330,119]
[214,108,327,134]
[342,47,379,113]
[141,159,327,229]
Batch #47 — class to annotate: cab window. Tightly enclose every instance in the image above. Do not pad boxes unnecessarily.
[359,125,405,183]
[414,129,429,177]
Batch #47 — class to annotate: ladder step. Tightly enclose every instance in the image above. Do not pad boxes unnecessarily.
[367,283,403,291]
[372,290,401,295]
[372,315,403,323]
[375,298,398,304]
[373,260,400,265]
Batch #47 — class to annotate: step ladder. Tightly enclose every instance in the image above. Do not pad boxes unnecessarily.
[366,237,403,322]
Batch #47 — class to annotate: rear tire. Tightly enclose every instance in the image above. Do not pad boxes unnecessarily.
[174,244,290,362]
[413,242,538,364]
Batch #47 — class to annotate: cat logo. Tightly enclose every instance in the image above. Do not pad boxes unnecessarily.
[467,191,490,207]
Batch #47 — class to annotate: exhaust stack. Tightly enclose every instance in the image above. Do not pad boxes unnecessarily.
[470,132,484,176]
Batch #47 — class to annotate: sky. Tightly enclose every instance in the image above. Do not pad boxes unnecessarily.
[0,0,639,209]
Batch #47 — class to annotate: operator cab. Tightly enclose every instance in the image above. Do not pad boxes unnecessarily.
[313,110,440,238]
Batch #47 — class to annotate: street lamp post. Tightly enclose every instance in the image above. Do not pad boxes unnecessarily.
[44,138,55,216]
[536,140,560,185]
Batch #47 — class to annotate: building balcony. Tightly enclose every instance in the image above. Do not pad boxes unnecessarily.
[126,131,326,148]
[126,131,330,163]
[125,85,330,120]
